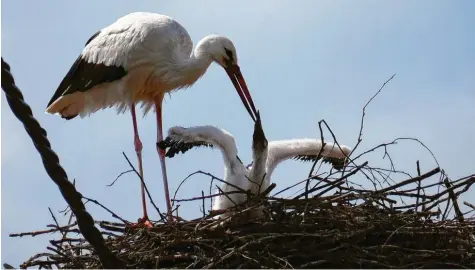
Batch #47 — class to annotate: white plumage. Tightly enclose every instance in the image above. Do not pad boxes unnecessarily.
[259,139,351,194]
[158,125,254,218]
[46,12,256,118]
[158,116,352,218]
[45,12,258,226]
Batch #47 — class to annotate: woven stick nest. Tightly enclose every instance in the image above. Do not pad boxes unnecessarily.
[4,72,475,269]
[10,163,475,269]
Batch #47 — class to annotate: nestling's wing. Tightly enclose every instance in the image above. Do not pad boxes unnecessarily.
[293,155,347,170]
[157,137,213,158]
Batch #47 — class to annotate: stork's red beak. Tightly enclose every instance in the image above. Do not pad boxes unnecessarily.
[225,64,258,122]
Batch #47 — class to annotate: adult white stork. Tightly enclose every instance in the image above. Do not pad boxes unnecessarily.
[45,12,258,227]
[158,114,352,218]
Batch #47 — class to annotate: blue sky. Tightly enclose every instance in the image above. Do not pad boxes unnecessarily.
[2,0,475,266]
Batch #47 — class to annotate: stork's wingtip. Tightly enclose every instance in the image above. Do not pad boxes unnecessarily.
[157,139,170,150]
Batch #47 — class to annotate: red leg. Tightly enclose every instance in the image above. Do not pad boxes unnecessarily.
[154,99,173,220]
[130,105,152,228]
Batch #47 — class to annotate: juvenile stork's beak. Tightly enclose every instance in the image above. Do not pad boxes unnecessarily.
[252,111,268,151]
[225,64,258,122]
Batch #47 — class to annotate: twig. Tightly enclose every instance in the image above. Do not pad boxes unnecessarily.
[122,152,165,221]
[10,223,79,237]
[201,190,206,218]
[443,178,464,222]
[48,207,68,240]
[415,161,422,213]
[350,74,396,157]
[295,161,368,199]
[82,196,130,225]
[464,201,475,211]
[107,169,134,187]
[375,167,440,194]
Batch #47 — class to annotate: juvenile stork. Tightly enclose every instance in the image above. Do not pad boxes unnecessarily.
[45,12,258,227]
[158,113,267,218]
[158,115,352,218]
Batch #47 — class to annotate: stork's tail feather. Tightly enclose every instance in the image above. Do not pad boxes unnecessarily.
[45,93,86,120]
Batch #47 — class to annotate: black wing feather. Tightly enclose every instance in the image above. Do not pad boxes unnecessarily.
[293,155,347,170]
[157,137,214,158]
[46,30,128,116]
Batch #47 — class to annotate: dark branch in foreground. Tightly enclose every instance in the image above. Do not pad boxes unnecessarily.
[1,58,124,269]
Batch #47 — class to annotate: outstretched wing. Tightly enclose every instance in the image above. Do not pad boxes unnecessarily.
[157,137,213,158]
[293,155,347,170]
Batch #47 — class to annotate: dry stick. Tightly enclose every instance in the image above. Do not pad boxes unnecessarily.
[173,190,244,203]
[375,167,440,194]
[317,119,378,195]
[441,180,452,221]
[400,174,472,193]
[107,169,134,187]
[415,161,423,214]
[201,190,206,218]
[273,173,325,197]
[464,201,475,211]
[216,185,239,208]
[260,183,277,197]
[82,196,130,224]
[1,58,124,269]
[399,177,475,211]
[172,170,225,205]
[306,120,327,198]
[350,74,396,158]
[443,178,464,222]
[295,161,368,199]
[442,202,453,221]
[10,224,80,238]
[48,207,69,241]
[122,152,165,222]
[179,170,248,196]
[296,172,362,198]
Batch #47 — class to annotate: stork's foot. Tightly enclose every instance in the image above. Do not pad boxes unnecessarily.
[128,217,153,228]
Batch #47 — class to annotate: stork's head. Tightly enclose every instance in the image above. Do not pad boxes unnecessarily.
[198,34,258,122]
[252,111,268,153]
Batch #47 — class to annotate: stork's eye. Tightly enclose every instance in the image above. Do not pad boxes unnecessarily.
[224,48,234,64]
[224,48,234,59]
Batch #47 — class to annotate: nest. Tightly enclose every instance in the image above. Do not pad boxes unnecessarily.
[10,165,475,269]
[4,71,474,269]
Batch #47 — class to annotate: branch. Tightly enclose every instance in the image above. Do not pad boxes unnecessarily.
[1,58,123,269]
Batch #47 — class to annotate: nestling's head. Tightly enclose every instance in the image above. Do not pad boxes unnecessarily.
[252,111,268,153]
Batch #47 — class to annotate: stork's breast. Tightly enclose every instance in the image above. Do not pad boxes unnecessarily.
[125,64,169,102]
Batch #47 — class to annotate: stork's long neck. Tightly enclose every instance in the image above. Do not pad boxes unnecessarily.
[248,146,268,194]
[218,141,248,183]
[178,42,214,86]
